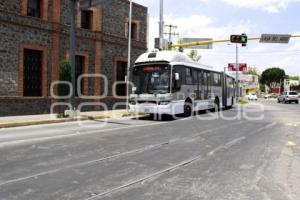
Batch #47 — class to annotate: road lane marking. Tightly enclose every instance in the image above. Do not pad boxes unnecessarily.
[286,141,296,147]
[207,136,246,156]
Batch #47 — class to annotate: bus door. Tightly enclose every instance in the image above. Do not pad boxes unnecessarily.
[222,73,227,107]
[201,71,210,108]
[203,71,208,100]
[193,70,201,101]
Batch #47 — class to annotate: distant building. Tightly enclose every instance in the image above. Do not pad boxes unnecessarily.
[284,78,300,91]
[228,72,259,96]
[0,0,148,116]
[239,74,259,96]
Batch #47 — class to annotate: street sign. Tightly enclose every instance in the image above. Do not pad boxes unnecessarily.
[259,34,291,44]
[228,63,247,72]
[180,38,213,49]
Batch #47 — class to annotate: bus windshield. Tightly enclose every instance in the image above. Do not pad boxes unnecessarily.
[132,65,171,94]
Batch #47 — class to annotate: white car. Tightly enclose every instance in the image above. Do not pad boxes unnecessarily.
[246,93,258,101]
[277,91,299,104]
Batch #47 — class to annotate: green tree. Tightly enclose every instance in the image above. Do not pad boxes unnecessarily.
[57,60,72,96]
[178,46,184,52]
[287,76,300,81]
[261,67,286,90]
[259,83,266,93]
[245,66,259,76]
[187,50,201,62]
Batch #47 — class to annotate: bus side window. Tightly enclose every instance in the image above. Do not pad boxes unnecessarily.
[192,69,198,84]
[185,68,193,85]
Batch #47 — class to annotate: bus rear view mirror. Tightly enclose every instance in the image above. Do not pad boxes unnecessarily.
[175,73,180,81]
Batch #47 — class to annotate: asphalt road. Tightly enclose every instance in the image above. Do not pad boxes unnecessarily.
[0,100,299,200]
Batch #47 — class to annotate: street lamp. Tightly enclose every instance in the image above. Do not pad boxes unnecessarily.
[126,0,133,111]
[227,43,240,99]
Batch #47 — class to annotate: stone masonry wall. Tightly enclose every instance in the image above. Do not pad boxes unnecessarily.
[0,0,148,116]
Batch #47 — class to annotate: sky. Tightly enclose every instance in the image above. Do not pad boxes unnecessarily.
[133,0,300,76]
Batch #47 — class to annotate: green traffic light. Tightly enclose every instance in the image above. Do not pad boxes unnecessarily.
[241,36,247,43]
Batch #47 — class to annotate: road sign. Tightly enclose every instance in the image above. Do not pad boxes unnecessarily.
[259,34,291,44]
[228,63,247,72]
[180,38,213,49]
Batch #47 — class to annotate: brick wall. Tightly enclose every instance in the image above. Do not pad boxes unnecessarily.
[0,0,147,116]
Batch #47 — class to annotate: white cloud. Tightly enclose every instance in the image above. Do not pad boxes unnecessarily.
[220,0,300,13]
[147,14,256,49]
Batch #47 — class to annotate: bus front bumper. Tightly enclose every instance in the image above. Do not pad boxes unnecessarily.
[129,102,184,115]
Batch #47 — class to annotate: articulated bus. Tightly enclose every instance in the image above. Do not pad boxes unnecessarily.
[128,51,235,116]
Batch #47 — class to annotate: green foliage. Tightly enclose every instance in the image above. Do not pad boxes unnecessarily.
[57,60,72,96]
[187,50,201,62]
[288,76,300,81]
[178,46,184,52]
[259,83,266,93]
[245,66,259,76]
[237,99,249,104]
[260,67,286,89]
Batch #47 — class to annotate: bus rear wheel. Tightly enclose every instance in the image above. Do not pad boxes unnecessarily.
[212,98,220,112]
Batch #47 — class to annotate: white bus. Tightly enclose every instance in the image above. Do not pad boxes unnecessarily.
[128,51,235,116]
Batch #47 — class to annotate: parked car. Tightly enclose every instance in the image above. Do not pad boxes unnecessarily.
[277,91,299,104]
[264,94,271,99]
[246,93,258,101]
[270,93,279,98]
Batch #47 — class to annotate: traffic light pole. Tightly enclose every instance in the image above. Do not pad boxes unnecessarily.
[235,43,239,99]
[159,0,164,50]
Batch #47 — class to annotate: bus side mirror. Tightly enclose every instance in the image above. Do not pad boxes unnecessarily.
[175,73,180,81]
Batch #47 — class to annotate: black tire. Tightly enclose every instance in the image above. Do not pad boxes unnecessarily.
[183,100,193,117]
[277,99,280,103]
[296,101,299,104]
[213,99,220,112]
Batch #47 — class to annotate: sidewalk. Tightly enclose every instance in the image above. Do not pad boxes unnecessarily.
[0,110,141,128]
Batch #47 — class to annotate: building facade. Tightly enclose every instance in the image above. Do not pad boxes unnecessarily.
[0,0,148,116]
[284,79,300,92]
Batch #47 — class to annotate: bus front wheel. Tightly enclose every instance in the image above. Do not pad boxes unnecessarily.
[183,100,193,117]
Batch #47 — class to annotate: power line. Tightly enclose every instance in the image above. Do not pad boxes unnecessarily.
[164,24,179,42]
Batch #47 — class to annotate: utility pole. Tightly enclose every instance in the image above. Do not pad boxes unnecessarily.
[164,24,179,43]
[70,0,77,111]
[159,0,164,50]
[126,0,133,111]
[235,44,239,99]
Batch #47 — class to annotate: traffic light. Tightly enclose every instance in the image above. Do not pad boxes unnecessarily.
[230,34,248,45]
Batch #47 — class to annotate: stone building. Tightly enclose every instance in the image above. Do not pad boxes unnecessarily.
[0,0,148,116]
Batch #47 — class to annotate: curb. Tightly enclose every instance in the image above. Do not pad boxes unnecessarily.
[0,113,142,129]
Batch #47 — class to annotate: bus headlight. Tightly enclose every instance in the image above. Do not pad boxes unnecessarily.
[159,101,170,105]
